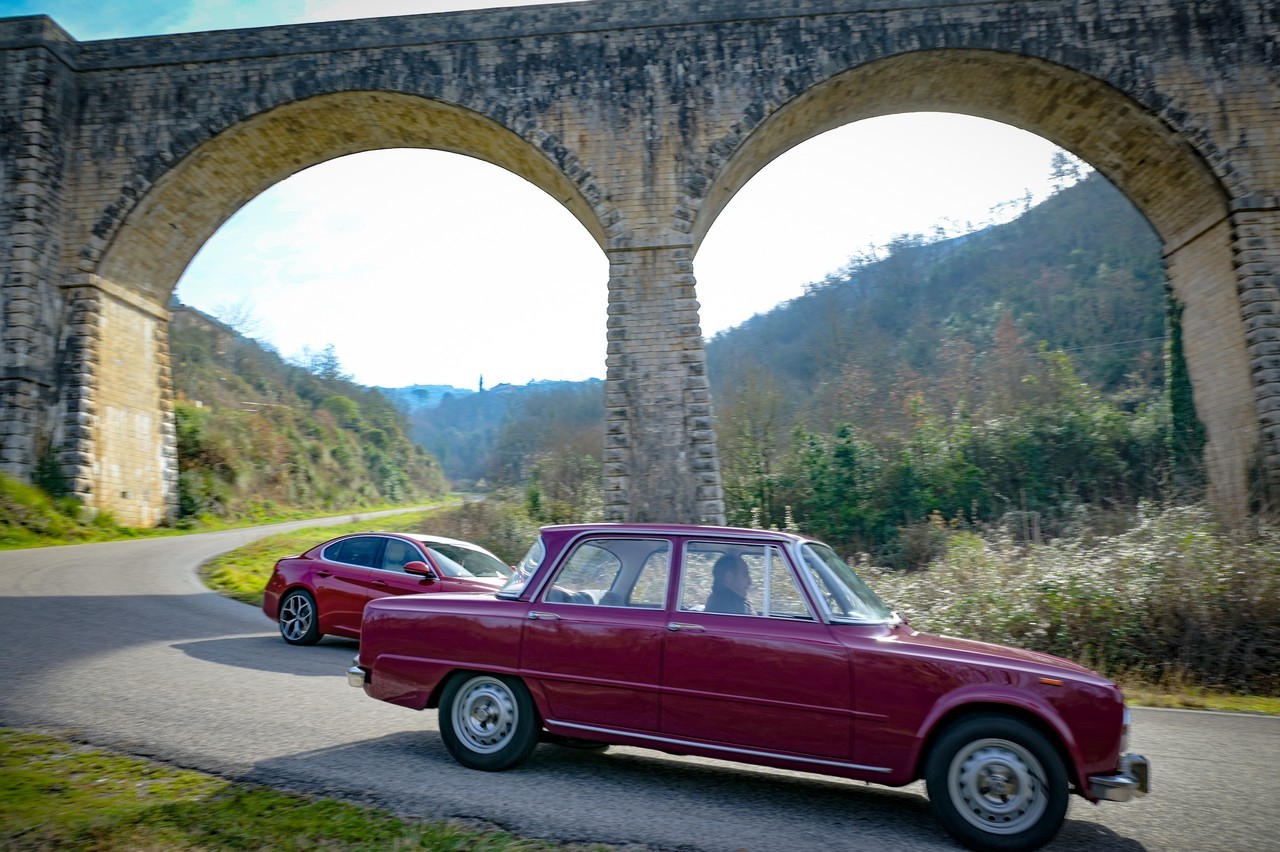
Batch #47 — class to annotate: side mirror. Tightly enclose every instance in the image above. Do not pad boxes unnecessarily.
[403,561,437,582]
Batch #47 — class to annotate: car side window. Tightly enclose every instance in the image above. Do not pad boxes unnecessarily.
[628,549,670,608]
[379,538,421,573]
[679,542,813,620]
[326,536,381,568]
[542,538,670,607]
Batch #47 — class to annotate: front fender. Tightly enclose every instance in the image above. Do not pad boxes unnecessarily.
[906,685,1087,788]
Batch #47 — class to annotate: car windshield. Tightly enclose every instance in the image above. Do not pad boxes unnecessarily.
[498,535,545,597]
[424,543,512,578]
[800,542,896,623]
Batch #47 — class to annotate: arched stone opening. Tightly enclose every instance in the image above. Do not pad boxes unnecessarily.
[75,91,607,524]
[96,90,609,304]
[690,49,1252,521]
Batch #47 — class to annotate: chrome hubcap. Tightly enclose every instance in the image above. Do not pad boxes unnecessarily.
[453,677,518,753]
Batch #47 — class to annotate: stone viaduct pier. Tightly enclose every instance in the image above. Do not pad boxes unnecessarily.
[1,0,1277,526]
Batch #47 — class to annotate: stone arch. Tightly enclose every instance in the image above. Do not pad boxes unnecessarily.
[688,49,1227,251]
[689,49,1253,519]
[76,90,608,524]
[94,90,609,306]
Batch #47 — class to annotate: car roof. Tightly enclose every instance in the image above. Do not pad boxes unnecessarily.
[536,522,813,544]
[330,531,496,552]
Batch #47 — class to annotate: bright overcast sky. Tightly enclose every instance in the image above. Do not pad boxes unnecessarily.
[5,0,1081,389]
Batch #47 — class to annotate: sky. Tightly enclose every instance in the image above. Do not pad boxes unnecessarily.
[5,0,1082,390]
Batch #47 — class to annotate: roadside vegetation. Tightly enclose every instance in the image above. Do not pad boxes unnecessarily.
[863,503,1280,703]
[0,728,600,851]
[0,473,146,549]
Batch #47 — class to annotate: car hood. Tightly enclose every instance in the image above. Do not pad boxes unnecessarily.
[445,575,508,590]
[878,623,1104,680]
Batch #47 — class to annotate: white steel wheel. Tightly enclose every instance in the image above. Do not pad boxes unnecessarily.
[925,715,1069,852]
[948,737,1049,835]
[439,673,539,771]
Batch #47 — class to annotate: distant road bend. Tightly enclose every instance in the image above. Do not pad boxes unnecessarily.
[1,517,1276,851]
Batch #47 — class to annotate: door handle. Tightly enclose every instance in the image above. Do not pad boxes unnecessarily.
[528,611,561,620]
[667,622,705,632]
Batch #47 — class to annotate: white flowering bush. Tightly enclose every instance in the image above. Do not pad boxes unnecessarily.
[861,503,1280,694]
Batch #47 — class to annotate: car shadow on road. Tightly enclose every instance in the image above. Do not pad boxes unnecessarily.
[245,730,940,849]
[244,730,1147,851]
[171,634,358,677]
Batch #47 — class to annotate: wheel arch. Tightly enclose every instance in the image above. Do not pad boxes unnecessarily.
[425,668,546,727]
[270,582,313,617]
[912,701,1085,793]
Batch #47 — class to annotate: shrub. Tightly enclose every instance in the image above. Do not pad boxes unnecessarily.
[862,503,1280,695]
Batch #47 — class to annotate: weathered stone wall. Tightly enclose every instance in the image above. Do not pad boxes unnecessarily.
[0,0,1275,525]
[0,17,76,495]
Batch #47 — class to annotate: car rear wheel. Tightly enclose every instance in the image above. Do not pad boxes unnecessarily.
[278,589,321,645]
[925,714,1069,852]
[439,673,539,771]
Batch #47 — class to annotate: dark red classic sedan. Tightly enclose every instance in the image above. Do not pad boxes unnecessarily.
[348,523,1148,851]
[262,532,510,645]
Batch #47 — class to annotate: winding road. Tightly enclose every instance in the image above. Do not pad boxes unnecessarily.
[1,517,1276,851]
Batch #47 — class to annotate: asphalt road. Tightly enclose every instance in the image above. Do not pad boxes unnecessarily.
[1,518,1276,851]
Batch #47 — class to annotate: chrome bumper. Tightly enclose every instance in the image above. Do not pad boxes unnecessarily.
[1090,753,1150,802]
[346,664,368,688]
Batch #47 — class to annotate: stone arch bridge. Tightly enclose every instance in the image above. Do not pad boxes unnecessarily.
[1,0,1277,526]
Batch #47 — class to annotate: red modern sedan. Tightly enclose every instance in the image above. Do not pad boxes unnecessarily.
[262,532,511,645]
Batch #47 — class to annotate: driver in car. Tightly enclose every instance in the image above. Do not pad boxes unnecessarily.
[704,554,754,615]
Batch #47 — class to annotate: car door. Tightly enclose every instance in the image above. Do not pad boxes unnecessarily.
[660,539,853,760]
[518,536,671,733]
[314,535,383,634]
[365,536,439,599]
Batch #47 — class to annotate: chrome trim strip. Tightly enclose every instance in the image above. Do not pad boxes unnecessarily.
[547,719,892,774]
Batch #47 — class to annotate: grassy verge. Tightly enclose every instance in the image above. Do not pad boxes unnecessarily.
[1118,685,1280,715]
[0,728,596,851]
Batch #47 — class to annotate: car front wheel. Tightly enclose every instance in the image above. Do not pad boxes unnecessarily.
[277,589,321,645]
[925,714,1069,852]
[439,672,539,771]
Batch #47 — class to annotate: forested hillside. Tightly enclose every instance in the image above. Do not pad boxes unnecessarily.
[707,172,1166,422]
[168,307,449,520]
[404,379,605,521]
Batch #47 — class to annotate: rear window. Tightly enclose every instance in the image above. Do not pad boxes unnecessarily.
[324,536,381,568]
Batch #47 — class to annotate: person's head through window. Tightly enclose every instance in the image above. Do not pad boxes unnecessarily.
[705,553,753,614]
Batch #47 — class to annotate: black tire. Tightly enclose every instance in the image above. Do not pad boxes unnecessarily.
[439,673,540,771]
[277,589,321,645]
[924,714,1069,852]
